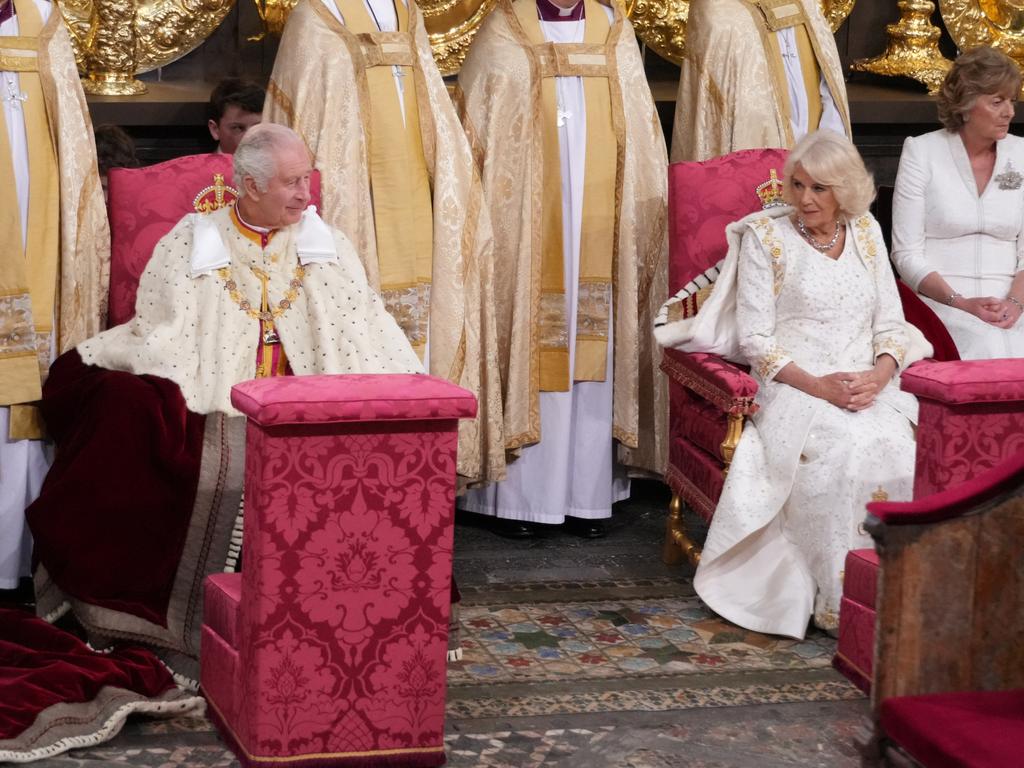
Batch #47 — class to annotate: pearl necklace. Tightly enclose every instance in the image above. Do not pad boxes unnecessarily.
[796,217,842,253]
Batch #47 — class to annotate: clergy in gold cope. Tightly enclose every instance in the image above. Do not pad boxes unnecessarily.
[456,0,668,529]
[265,0,506,486]
[672,0,851,162]
[0,0,109,590]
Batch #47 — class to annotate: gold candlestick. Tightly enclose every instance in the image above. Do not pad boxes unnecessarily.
[851,0,952,94]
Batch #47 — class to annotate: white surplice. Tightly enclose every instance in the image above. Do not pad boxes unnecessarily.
[461,4,629,524]
[0,0,53,589]
[891,129,1024,359]
[776,27,845,142]
[694,217,918,639]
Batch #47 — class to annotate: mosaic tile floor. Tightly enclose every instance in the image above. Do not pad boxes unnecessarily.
[452,595,835,685]
[23,493,870,767]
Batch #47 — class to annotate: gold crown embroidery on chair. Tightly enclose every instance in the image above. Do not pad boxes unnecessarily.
[193,174,238,214]
[756,169,786,210]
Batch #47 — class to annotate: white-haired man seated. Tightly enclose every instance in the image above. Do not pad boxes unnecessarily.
[25,124,422,675]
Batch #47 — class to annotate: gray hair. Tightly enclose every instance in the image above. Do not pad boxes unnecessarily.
[782,130,875,220]
[232,123,306,197]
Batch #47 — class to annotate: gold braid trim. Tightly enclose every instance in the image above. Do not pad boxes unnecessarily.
[749,216,785,296]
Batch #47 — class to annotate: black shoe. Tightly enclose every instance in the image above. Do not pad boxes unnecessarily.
[565,518,606,539]
[490,517,537,539]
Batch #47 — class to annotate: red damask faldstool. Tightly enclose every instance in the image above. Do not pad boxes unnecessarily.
[900,358,1024,499]
[200,373,477,768]
[834,548,879,693]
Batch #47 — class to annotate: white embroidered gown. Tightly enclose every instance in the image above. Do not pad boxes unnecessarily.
[694,217,918,639]
[892,129,1024,359]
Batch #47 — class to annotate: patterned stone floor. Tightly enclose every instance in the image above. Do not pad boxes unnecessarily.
[23,483,871,767]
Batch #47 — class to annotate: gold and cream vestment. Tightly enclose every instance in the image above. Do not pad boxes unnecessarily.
[457,0,668,478]
[671,0,850,162]
[266,0,505,485]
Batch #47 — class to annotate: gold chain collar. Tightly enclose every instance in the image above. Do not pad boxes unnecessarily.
[217,264,306,322]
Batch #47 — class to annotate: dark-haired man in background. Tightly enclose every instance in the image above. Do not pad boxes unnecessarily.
[207,78,264,154]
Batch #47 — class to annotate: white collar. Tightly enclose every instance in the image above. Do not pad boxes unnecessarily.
[189,205,339,277]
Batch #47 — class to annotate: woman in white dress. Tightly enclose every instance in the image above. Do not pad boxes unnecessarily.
[656,131,922,638]
[892,46,1024,359]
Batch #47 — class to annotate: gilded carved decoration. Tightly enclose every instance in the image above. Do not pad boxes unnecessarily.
[422,0,500,74]
[58,0,236,87]
[940,0,1024,68]
[251,0,300,38]
[851,0,952,94]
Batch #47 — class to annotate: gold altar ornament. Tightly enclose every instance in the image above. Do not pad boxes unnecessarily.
[58,0,236,94]
[250,0,299,40]
[940,0,1024,73]
[422,0,500,74]
[851,0,952,94]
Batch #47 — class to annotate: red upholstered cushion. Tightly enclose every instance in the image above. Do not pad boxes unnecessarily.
[668,436,725,522]
[668,148,790,291]
[107,155,322,327]
[200,625,238,727]
[230,374,477,426]
[669,377,730,461]
[895,281,960,362]
[843,548,879,606]
[834,595,875,695]
[661,349,759,414]
[880,689,1024,768]
[204,573,241,650]
[869,450,1024,525]
[901,359,1024,403]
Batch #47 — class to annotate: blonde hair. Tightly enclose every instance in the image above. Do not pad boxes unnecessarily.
[782,130,875,219]
[938,47,1021,132]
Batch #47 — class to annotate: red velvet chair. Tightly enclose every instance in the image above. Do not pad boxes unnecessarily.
[659,153,960,567]
[660,148,788,565]
[201,375,476,768]
[106,154,322,326]
[860,450,1024,767]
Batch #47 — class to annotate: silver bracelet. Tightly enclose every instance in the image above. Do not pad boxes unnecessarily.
[1009,296,1023,312]
[946,291,963,306]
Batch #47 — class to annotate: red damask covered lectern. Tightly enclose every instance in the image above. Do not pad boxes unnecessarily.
[200,374,476,768]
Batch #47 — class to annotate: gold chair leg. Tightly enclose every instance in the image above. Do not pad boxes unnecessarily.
[662,493,701,567]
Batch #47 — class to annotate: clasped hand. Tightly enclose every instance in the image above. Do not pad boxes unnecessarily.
[816,370,885,411]
[958,296,1022,329]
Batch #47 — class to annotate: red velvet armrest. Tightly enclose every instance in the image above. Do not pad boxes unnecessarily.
[661,349,759,415]
[867,450,1024,526]
[901,358,1024,404]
